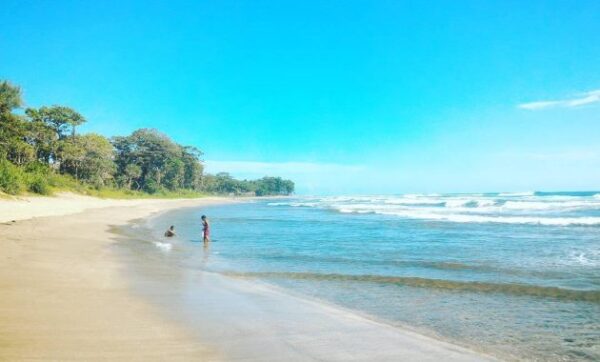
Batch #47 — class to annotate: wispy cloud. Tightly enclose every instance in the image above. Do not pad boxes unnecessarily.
[518,89,600,110]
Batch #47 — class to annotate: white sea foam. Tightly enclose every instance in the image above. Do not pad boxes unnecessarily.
[443,199,468,208]
[443,199,495,208]
[154,242,173,251]
[333,204,600,225]
[501,200,597,211]
[498,191,535,197]
[269,193,600,225]
[268,202,320,207]
[372,210,600,226]
[382,198,443,206]
[568,250,600,267]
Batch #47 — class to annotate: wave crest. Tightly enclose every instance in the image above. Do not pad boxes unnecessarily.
[268,193,600,226]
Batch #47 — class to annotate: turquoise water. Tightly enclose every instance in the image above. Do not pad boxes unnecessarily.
[150,192,600,361]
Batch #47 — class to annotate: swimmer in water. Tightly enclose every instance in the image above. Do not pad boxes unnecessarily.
[164,225,176,237]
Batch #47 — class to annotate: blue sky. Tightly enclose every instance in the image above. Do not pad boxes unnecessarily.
[1,0,599,194]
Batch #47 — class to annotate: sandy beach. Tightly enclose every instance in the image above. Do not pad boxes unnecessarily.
[0,195,229,360]
[0,194,493,361]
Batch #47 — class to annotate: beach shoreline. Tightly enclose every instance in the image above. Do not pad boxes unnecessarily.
[0,195,493,361]
[0,195,232,360]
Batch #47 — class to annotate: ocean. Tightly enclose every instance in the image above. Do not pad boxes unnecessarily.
[143,191,600,361]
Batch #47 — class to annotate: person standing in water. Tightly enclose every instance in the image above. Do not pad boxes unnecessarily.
[201,215,210,243]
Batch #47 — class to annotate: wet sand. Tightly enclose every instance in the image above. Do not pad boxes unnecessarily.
[0,196,494,361]
[0,197,228,361]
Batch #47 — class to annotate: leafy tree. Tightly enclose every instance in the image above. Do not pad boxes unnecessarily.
[113,129,174,189]
[113,129,197,192]
[59,134,115,185]
[198,172,294,196]
[57,137,85,179]
[0,79,294,196]
[5,139,35,166]
[118,164,142,190]
[26,106,86,139]
[253,176,295,196]
[0,81,34,165]
[181,146,203,189]
[164,158,185,190]
[213,172,239,193]
[25,115,58,163]
[0,81,23,114]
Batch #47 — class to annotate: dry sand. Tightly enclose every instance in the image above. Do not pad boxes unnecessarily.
[0,194,494,361]
[0,192,185,223]
[0,195,229,361]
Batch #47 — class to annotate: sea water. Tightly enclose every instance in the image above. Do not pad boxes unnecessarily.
[148,192,600,361]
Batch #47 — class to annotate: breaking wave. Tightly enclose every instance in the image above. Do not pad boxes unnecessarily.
[498,191,535,197]
[340,209,600,226]
[269,192,600,226]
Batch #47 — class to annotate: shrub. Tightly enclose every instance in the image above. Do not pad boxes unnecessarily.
[27,174,50,195]
[20,162,51,195]
[143,179,159,194]
[23,161,49,174]
[0,159,24,194]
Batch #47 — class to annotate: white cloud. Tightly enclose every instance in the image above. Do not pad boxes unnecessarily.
[518,100,562,110]
[518,89,600,110]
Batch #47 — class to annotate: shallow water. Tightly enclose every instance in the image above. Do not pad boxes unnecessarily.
[148,192,600,361]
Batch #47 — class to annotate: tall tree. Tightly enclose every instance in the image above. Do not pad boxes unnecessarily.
[181,146,204,189]
[121,164,142,190]
[0,81,33,165]
[59,133,115,185]
[24,113,58,163]
[26,106,86,139]
[1,79,294,196]
[112,129,200,192]
[0,81,22,114]
[163,158,185,190]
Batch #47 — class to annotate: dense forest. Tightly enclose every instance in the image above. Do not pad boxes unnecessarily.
[0,80,294,197]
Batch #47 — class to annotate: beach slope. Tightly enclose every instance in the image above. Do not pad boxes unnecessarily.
[0,196,227,360]
[0,195,492,361]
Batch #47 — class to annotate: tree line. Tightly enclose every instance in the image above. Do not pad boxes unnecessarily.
[0,80,294,196]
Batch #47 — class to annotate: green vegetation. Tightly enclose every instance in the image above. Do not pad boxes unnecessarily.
[202,173,294,196]
[0,80,294,197]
